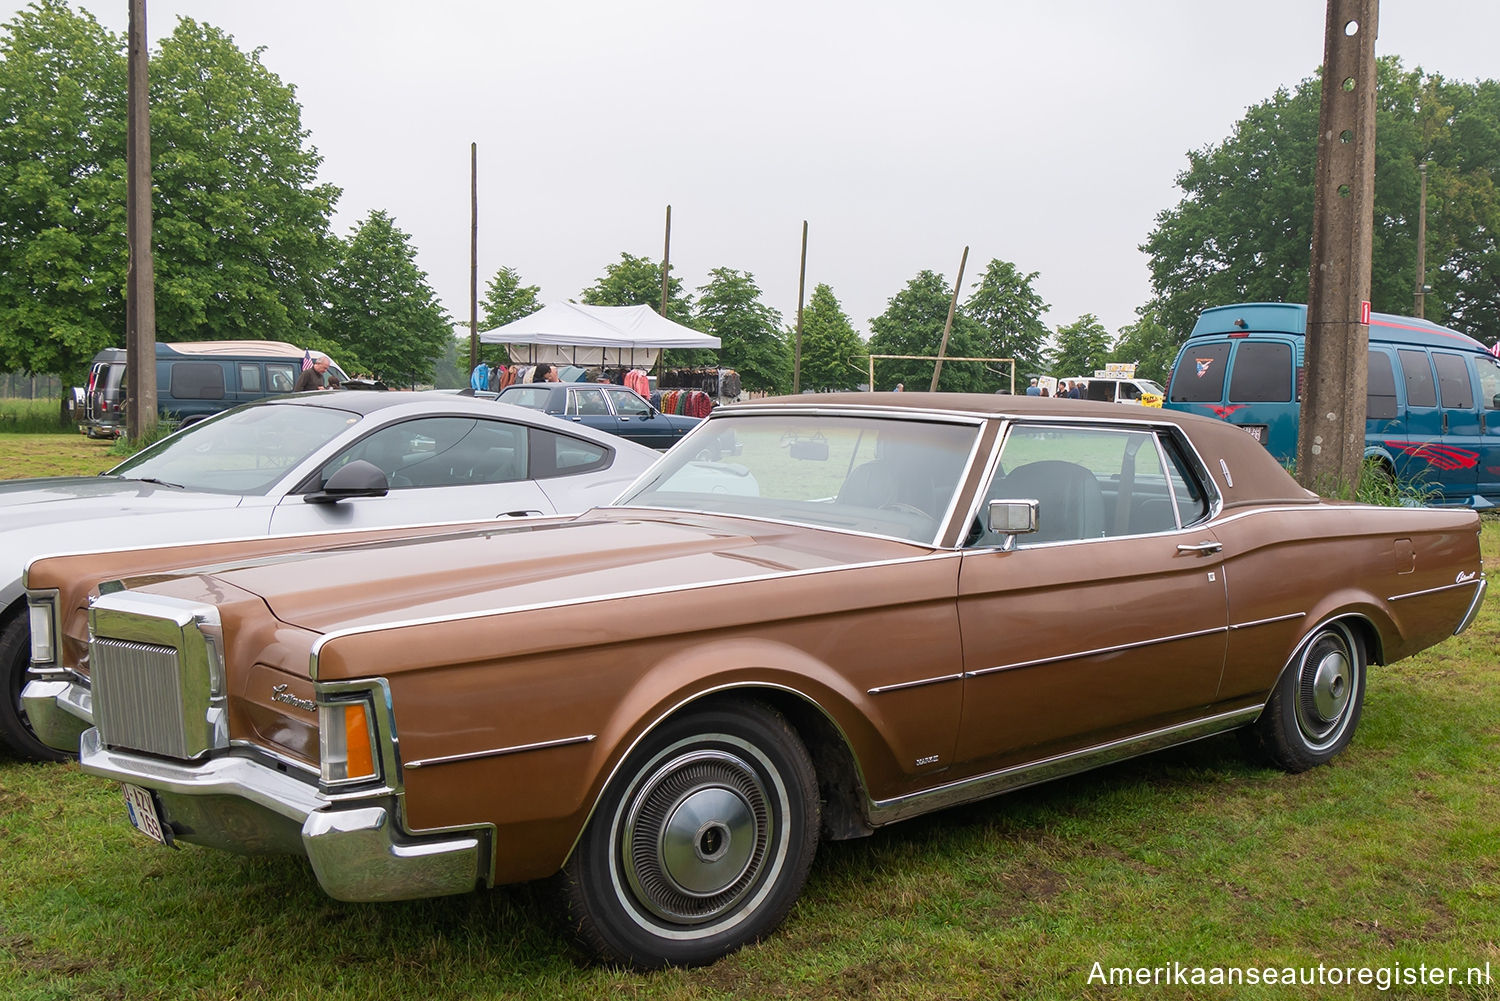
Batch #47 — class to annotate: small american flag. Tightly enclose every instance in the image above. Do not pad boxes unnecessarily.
[1490,341,1500,359]
[301,350,313,371]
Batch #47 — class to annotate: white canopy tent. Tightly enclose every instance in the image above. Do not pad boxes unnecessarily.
[478,302,720,368]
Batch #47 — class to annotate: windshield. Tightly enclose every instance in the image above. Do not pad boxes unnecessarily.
[107,403,359,495]
[617,413,981,544]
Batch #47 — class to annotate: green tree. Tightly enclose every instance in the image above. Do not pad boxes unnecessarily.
[962,259,1051,388]
[480,265,542,330]
[694,268,789,393]
[149,18,340,342]
[1108,309,1180,385]
[322,211,451,386]
[580,252,707,367]
[1143,57,1500,344]
[1049,314,1113,381]
[796,283,866,392]
[867,270,991,392]
[0,1,126,402]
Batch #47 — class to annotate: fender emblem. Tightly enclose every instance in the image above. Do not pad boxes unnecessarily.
[1457,570,1478,584]
[915,754,940,767]
[271,684,317,713]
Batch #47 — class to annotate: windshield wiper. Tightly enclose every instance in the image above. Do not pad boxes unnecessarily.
[119,476,186,489]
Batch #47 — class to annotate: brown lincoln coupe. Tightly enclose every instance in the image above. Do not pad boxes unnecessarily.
[22,394,1488,968]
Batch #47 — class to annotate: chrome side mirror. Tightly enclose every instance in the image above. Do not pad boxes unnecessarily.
[987,499,1039,551]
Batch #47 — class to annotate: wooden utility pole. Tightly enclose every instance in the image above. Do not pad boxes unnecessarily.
[660,205,671,316]
[1298,0,1378,496]
[929,246,968,392]
[125,0,157,440]
[1414,161,1428,318]
[469,142,479,372]
[793,221,807,394]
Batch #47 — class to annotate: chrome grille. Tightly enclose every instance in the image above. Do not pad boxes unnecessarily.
[92,637,193,758]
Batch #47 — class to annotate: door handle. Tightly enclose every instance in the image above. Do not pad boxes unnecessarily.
[1442,413,1449,434]
[1176,541,1223,556]
[499,510,545,518]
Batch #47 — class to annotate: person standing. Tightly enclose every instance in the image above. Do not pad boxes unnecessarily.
[1025,379,1041,397]
[295,355,330,392]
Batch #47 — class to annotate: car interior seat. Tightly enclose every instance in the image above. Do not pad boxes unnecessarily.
[836,460,902,509]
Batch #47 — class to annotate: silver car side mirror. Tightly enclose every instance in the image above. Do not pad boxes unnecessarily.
[987,499,1038,551]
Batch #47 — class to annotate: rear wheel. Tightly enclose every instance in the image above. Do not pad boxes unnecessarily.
[562,700,819,969]
[0,609,69,762]
[1246,621,1365,773]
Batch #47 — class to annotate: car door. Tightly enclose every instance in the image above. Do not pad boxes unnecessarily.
[606,386,678,448]
[1431,350,1482,503]
[1476,352,1500,502]
[562,386,624,438]
[267,416,554,533]
[1390,349,1450,496]
[953,422,1228,769]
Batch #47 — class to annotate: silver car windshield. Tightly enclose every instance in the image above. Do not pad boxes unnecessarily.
[107,404,360,495]
[617,413,980,544]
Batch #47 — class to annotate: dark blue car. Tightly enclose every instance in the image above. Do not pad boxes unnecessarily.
[496,383,700,450]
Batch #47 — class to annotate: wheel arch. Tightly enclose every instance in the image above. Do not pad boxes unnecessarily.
[561,681,874,871]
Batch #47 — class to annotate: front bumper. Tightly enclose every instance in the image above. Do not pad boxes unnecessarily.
[21,677,94,753]
[77,728,486,903]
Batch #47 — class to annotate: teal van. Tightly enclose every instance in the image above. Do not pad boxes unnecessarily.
[82,340,349,438]
[1164,302,1500,508]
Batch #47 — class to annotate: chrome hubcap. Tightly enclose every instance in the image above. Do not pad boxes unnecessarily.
[622,749,770,924]
[1309,649,1351,722]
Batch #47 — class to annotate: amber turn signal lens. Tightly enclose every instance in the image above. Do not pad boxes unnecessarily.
[343,703,375,780]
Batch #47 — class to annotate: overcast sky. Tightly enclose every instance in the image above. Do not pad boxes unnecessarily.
[8,1,1500,340]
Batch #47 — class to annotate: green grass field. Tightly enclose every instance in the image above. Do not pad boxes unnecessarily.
[0,427,1496,1000]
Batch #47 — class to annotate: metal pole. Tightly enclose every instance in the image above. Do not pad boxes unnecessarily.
[660,205,671,317]
[929,246,968,392]
[469,142,479,372]
[1414,161,1427,318]
[793,221,807,394]
[125,0,157,441]
[1298,0,1378,497]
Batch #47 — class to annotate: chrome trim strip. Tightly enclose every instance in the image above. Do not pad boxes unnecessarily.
[405,733,596,769]
[966,625,1229,678]
[1229,611,1307,630]
[309,548,966,671]
[1387,578,1485,603]
[866,673,964,696]
[867,705,1263,824]
[1452,576,1487,636]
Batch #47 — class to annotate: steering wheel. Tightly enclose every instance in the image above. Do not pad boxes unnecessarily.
[881,502,930,518]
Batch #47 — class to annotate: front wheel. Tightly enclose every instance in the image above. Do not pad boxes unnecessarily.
[562,700,819,969]
[1246,621,1365,773]
[0,609,70,762]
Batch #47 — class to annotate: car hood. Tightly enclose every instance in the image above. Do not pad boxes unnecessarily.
[171,509,923,635]
[0,476,243,530]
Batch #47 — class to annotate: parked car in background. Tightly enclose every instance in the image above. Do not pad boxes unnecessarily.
[22,394,1486,968]
[80,341,351,438]
[496,381,700,449]
[0,391,657,761]
[1164,302,1500,508]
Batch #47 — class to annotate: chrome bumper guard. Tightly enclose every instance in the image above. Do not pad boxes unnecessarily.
[21,676,94,753]
[77,729,484,903]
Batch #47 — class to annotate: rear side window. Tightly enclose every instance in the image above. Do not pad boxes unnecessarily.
[1478,356,1500,411]
[1227,341,1292,402]
[170,361,225,400]
[238,363,263,393]
[500,387,555,411]
[1366,350,1398,420]
[530,427,610,477]
[1432,352,1474,409]
[1398,350,1437,408]
[267,364,297,393]
[1169,342,1231,403]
